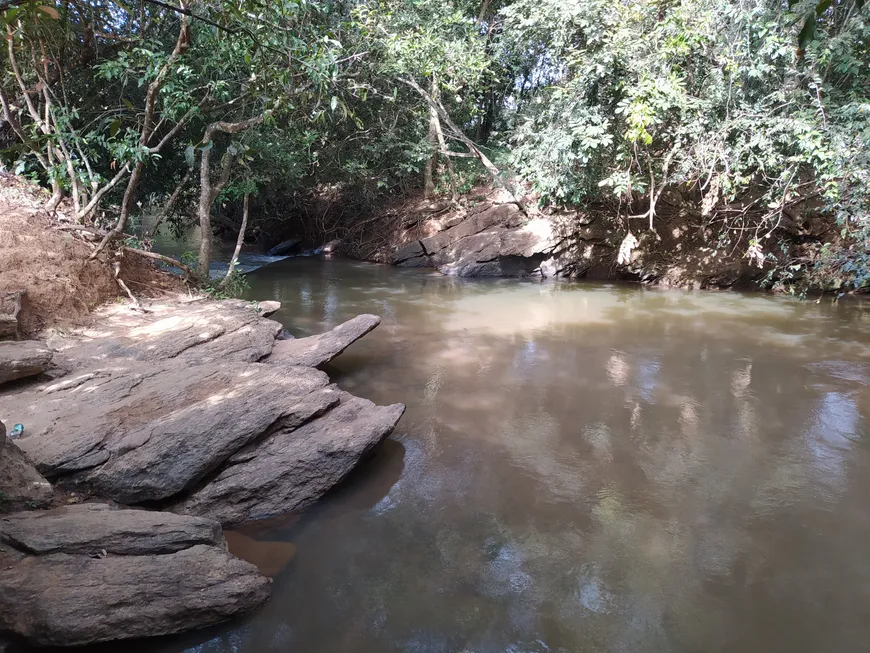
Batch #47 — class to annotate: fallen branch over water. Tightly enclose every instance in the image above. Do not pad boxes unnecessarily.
[121,246,196,279]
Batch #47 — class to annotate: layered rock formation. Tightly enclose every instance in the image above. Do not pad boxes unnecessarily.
[0,297,404,647]
[0,504,270,647]
[372,190,770,288]
[390,202,564,278]
[2,299,404,524]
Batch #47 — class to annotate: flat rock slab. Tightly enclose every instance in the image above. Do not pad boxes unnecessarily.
[47,298,282,371]
[0,341,51,385]
[267,314,381,367]
[176,392,405,525]
[0,544,269,647]
[0,503,222,556]
[0,427,52,512]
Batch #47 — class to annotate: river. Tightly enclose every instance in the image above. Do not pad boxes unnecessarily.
[136,256,870,652]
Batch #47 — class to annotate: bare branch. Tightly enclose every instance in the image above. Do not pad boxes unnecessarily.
[221,192,249,286]
[122,246,195,278]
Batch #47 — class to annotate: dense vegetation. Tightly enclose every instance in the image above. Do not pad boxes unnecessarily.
[1,0,868,291]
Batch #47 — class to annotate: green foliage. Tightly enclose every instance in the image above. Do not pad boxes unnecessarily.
[203,271,250,300]
[500,0,870,290]
[1,0,868,293]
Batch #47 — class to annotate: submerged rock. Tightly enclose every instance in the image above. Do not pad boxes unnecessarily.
[175,392,405,525]
[0,504,270,647]
[0,341,52,385]
[266,238,303,256]
[0,422,52,512]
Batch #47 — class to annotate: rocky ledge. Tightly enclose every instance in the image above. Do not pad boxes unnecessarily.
[380,190,767,288]
[390,200,564,278]
[0,504,270,647]
[0,297,404,647]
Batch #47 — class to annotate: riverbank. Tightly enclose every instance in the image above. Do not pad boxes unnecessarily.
[291,187,844,292]
[0,173,186,337]
[0,286,403,646]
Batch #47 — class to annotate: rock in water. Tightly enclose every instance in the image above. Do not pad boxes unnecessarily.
[0,505,270,647]
[0,546,269,647]
[2,301,400,527]
[0,422,52,512]
[175,393,405,525]
[266,238,303,256]
[389,203,564,277]
[267,314,381,367]
[0,341,52,385]
[255,300,281,317]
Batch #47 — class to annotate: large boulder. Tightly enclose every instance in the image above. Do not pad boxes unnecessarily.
[1,301,403,526]
[0,504,270,647]
[390,204,559,278]
[267,314,381,367]
[0,341,51,385]
[0,547,269,647]
[175,392,405,525]
[0,422,52,512]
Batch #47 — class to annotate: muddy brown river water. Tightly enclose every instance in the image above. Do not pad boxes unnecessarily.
[130,258,870,652]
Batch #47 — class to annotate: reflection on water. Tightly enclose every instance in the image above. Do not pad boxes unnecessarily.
[132,258,870,652]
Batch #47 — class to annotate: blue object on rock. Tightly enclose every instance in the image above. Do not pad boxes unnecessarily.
[8,423,23,439]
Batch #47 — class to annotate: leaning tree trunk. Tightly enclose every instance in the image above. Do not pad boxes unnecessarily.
[430,85,458,202]
[221,192,249,287]
[402,77,525,212]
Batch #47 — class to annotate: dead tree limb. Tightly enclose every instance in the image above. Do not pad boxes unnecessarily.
[121,246,195,278]
[221,192,249,286]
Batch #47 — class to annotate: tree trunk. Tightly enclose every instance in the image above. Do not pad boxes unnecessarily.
[99,8,190,252]
[424,105,438,199]
[196,147,217,280]
[195,112,268,280]
[221,192,249,286]
[431,86,458,202]
[402,77,526,212]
